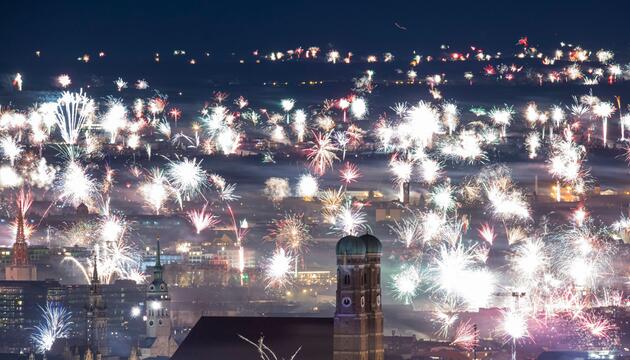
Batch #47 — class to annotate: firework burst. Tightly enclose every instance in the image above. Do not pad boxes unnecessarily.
[264,248,295,289]
[187,204,219,234]
[167,157,207,200]
[391,264,422,304]
[450,320,479,351]
[263,177,290,204]
[306,131,339,175]
[270,214,312,254]
[31,302,73,353]
[53,90,96,144]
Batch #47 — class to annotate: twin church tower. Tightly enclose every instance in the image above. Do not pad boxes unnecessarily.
[334,233,384,360]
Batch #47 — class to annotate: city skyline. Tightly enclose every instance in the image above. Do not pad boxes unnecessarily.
[0,1,629,360]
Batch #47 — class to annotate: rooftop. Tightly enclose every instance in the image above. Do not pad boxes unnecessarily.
[172,316,333,360]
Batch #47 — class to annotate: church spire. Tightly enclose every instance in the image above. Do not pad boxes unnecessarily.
[12,188,30,266]
[156,236,162,268]
[154,236,163,281]
[91,252,99,284]
[15,207,26,244]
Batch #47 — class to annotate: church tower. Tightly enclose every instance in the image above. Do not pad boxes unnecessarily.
[140,237,177,359]
[5,190,37,281]
[362,234,384,360]
[86,255,109,356]
[333,234,384,360]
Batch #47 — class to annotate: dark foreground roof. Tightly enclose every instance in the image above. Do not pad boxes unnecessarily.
[172,316,333,360]
[0,355,62,360]
[536,351,593,360]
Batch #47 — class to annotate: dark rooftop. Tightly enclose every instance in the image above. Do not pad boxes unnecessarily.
[172,316,333,360]
[536,351,595,360]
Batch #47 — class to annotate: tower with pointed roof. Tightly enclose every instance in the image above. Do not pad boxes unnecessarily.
[5,194,37,281]
[86,255,109,356]
[140,237,177,359]
[333,233,384,360]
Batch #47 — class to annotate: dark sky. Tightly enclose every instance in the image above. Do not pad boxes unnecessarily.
[1,0,629,58]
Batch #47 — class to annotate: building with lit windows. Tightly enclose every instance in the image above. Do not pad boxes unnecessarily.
[0,280,65,353]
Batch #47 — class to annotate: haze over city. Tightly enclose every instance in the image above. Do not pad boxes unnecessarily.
[0,1,629,360]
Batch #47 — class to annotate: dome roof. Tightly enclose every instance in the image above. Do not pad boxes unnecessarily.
[360,233,382,254]
[336,235,366,256]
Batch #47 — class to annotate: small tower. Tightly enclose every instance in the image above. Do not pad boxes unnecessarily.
[402,182,410,205]
[141,237,177,359]
[5,190,37,281]
[86,255,109,356]
[333,234,384,360]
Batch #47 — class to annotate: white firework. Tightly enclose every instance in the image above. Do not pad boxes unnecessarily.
[419,158,442,184]
[333,201,367,236]
[0,166,23,188]
[403,101,441,146]
[57,74,72,88]
[392,265,422,304]
[390,215,421,247]
[265,248,294,288]
[263,177,291,203]
[53,90,96,144]
[0,135,23,166]
[140,168,171,215]
[58,160,99,207]
[525,132,541,159]
[351,97,368,119]
[489,106,514,138]
[430,183,456,213]
[101,99,128,144]
[167,157,207,199]
[296,174,318,198]
[31,302,73,353]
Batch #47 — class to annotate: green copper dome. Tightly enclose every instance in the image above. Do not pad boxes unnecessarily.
[360,233,382,254]
[336,235,366,256]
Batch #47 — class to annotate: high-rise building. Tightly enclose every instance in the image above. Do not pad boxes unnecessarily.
[333,234,384,360]
[5,196,37,281]
[0,274,144,355]
[85,256,109,357]
[140,238,177,359]
[0,279,65,353]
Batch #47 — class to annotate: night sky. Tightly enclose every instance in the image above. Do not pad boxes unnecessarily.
[1,0,629,59]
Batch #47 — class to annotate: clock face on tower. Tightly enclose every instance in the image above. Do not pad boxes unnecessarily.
[342,296,352,307]
[360,296,365,308]
[376,294,381,306]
